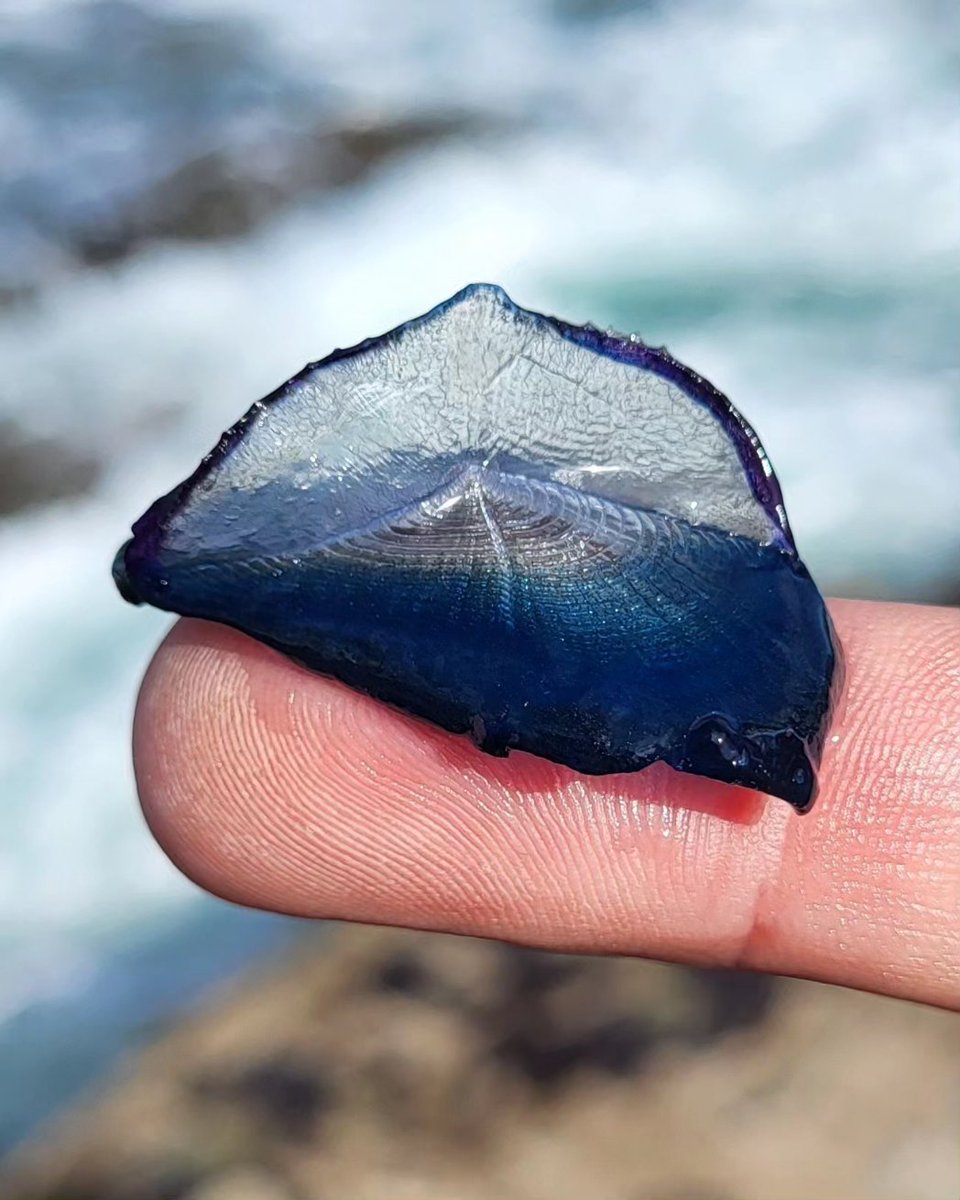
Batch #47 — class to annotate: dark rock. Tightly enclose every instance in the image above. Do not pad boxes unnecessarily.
[0,423,100,517]
[192,1057,334,1142]
[373,951,433,997]
[71,114,485,267]
[690,968,779,1040]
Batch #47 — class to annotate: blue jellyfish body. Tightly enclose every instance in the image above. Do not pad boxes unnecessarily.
[115,284,841,811]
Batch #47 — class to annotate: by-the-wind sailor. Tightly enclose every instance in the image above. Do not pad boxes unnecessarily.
[114,284,841,812]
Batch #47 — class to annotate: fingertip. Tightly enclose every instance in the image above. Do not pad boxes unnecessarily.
[133,619,260,905]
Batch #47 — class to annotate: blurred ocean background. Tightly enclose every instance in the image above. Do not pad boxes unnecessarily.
[0,0,957,1154]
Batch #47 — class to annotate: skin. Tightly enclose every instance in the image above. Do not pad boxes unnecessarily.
[134,599,960,1009]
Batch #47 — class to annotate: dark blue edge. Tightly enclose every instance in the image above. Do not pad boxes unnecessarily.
[113,564,842,813]
[123,283,795,575]
[113,533,845,814]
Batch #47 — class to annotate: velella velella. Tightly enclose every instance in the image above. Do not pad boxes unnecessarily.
[114,283,841,812]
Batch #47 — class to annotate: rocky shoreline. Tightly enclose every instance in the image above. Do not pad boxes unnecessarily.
[3,925,956,1200]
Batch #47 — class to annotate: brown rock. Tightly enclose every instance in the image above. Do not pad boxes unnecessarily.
[1,926,957,1200]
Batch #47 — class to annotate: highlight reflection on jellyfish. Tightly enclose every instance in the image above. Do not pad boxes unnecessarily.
[114,285,841,812]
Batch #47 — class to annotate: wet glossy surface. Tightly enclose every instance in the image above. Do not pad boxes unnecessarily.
[115,284,841,811]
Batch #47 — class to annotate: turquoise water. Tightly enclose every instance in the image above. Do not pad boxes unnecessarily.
[0,0,957,1150]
